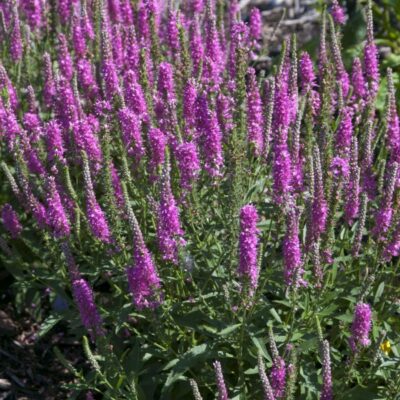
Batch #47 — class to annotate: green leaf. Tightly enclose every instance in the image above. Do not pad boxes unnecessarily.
[270,308,282,323]
[36,314,62,341]
[218,323,241,337]
[374,282,385,304]
[160,343,213,399]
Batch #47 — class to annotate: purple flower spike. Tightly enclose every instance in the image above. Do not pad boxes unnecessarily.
[213,361,229,400]
[331,0,346,25]
[77,58,99,97]
[247,68,264,156]
[102,58,120,100]
[183,80,198,132]
[1,203,22,238]
[249,7,262,42]
[58,0,72,24]
[110,163,124,208]
[238,204,259,297]
[189,17,204,76]
[123,71,148,122]
[43,53,56,109]
[83,159,111,243]
[157,164,185,263]
[46,176,71,238]
[10,5,23,62]
[364,5,379,97]
[312,149,328,239]
[21,0,43,30]
[148,127,167,178]
[126,214,161,310]
[72,16,87,58]
[335,107,353,155]
[118,108,145,162]
[157,62,176,104]
[283,209,305,287]
[351,57,367,99]
[270,357,286,399]
[166,9,180,53]
[196,95,223,177]
[72,278,104,339]
[349,303,372,352]
[320,340,333,400]
[86,195,111,243]
[58,33,73,81]
[176,141,200,192]
[299,51,316,93]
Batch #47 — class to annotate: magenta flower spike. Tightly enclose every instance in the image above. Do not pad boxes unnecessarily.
[335,107,353,155]
[272,74,292,202]
[351,57,367,99]
[108,0,122,23]
[249,7,262,42]
[110,163,124,208]
[112,24,124,69]
[189,17,204,76]
[46,176,71,238]
[331,0,345,25]
[58,33,73,81]
[364,5,380,97]
[312,148,328,240]
[373,162,398,239]
[1,203,22,238]
[183,80,198,133]
[0,65,19,112]
[81,4,95,40]
[124,27,140,73]
[118,107,145,162]
[58,0,72,25]
[203,4,223,90]
[238,204,259,297]
[320,340,333,400]
[121,0,134,25]
[190,0,204,14]
[349,303,372,352]
[176,141,200,192]
[383,222,400,261]
[216,92,234,138]
[213,361,229,400]
[156,163,185,263]
[386,69,399,156]
[344,139,360,223]
[43,53,56,109]
[299,51,316,93]
[72,16,87,58]
[126,211,161,310]
[166,9,180,54]
[195,94,224,177]
[83,158,111,243]
[157,62,176,105]
[247,68,264,156]
[270,356,286,399]
[21,0,43,30]
[10,4,23,62]
[148,127,167,178]
[123,70,148,122]
[283,209,305,287]
[77,58,99,98]
[228,21,249,84]
[72,277,104,339]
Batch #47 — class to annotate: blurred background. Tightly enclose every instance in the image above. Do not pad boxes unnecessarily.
[243,0,400,108]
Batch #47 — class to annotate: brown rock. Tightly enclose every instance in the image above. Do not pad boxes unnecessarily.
[0,310,18,337]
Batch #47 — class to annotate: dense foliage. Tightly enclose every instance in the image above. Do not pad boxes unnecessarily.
[0,0,400,399]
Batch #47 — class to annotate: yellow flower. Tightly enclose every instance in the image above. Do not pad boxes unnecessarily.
[380,340,391,356]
